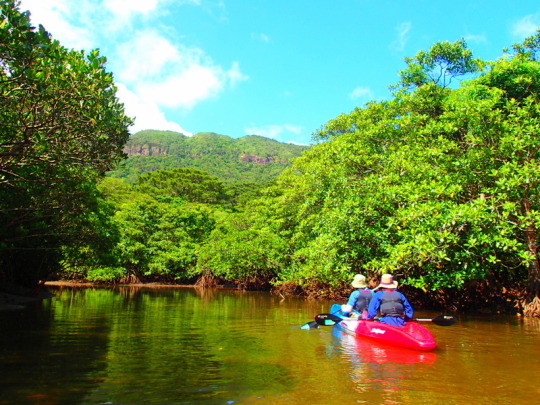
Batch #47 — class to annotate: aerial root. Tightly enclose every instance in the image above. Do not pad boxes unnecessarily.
[523,296,540,318]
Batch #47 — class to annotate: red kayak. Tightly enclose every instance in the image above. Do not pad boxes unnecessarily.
[318,304,437,351]
[332,328,437,364]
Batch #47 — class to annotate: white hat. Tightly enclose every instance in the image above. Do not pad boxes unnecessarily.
[374,274,398,290]
[351,274,367,289]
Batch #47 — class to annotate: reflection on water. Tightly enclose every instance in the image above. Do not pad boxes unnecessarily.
[518,316,540,334]
[326,326,437,404]
[0,286,326,405]
[331,327,437,365]
[0,292,111,405]
[1,286,540,404]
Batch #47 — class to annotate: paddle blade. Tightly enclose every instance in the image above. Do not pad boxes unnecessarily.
[431,315,456,326]
[315,313,343,326]
[301,321,319,330]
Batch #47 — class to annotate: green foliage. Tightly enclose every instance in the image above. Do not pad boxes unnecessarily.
[111,193,217,280]
[0,0,132,286]
[395,39,484,91]
[67,166,278,282]
[84,173,223,281]
[196,212,288,282]
[253,32,540,294]
[135,168,229,205]
[510,29,540,61]
[86,267,127,282]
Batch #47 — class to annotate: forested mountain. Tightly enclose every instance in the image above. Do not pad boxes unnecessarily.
[108,130,310,183]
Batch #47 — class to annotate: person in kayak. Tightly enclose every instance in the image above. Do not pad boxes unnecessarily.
[367,274,413,327]
[341,274,372,319]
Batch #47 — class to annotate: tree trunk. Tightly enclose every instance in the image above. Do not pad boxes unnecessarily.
[522,199,540,317]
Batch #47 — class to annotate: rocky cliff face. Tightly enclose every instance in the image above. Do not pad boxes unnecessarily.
[114,131,309,184]
[123,144,169,156]
[239,154,277,164]
[125,145,278,165]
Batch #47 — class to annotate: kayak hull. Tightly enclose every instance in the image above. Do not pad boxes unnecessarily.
[332,328,437,364]
[329,304,436,351]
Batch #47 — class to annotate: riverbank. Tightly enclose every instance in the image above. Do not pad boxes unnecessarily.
[44,280,198,289]
[0,280,196,311]
[1,277,525,316]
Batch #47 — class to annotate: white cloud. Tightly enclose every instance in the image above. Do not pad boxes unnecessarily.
[226,61,249,86]
[113,30,248,111]
[20,0,95,50]
[286,140,308,146]
[116,31,183,82]
[245,124,303,142]
[17,0,248,135]
[102,0,202,30]
[463,33,487,45]
[104,0,201,21]
[117,84,192,135]
[136,64,223,108]
[391,22,412,52]
[103,0,160,19]
[349,86,374,101]
[512,14,540,40]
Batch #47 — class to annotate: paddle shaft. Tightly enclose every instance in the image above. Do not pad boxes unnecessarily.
[300,320,319,330]
[315,313,456,326]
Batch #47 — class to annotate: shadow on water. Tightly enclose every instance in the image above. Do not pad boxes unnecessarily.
[0,290,111,405]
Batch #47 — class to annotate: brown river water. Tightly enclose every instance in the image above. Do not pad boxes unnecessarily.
[1,285,539,404]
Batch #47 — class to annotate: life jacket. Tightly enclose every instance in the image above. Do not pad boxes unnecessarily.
[354,289,372,312]
[380,290,405,317]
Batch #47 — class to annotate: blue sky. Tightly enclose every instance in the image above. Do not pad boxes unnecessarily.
[19,0,540,145]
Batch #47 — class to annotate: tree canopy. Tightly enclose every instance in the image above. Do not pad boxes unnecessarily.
[0,0,132,287]
[256,32,540,315]
[183,32,540,315]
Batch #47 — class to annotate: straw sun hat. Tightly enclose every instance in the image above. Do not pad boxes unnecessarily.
[351,274,367,289]
[374,273,398,290]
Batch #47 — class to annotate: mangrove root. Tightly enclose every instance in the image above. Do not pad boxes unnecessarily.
[523,296,540,318]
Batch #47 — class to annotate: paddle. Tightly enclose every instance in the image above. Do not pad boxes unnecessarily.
[300,320,319,330]
[415,315,456,326]
[300,304,341,330]
[315,313,456,327]
[315,313,345,326]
